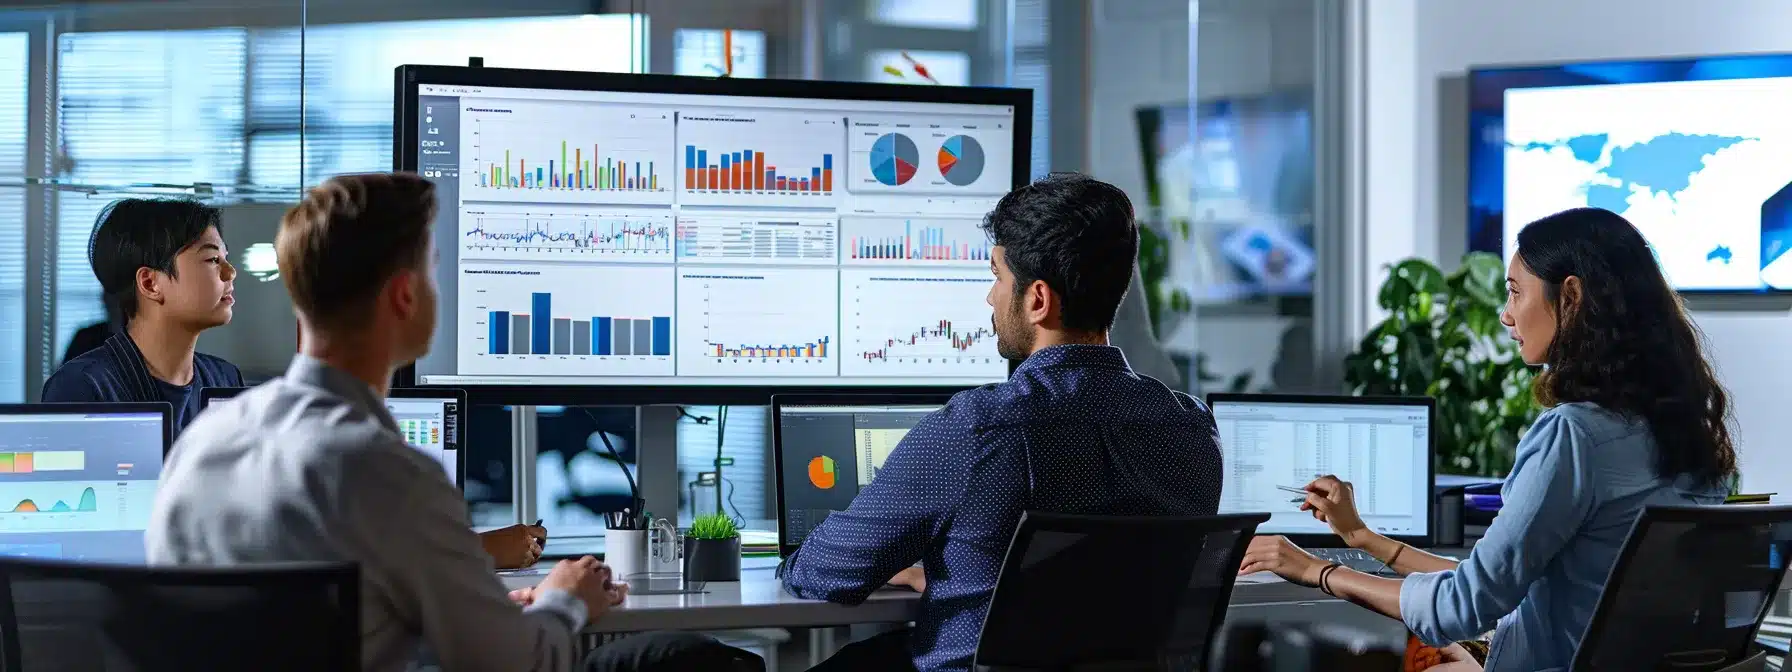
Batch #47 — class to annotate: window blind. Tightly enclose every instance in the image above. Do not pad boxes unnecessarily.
[53,29,247,354]
[0,33,27,401]
[1011,0,1051,178]
[676,405,770,526]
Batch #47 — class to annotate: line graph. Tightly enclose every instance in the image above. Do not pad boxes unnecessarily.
[841,269,1007,379]
[675,268,839,377]
[0,481,152,534]
[462,207,673,263]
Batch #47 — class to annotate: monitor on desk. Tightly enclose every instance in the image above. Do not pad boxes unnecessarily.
[772,393,951,557]
[200,387,467,490]
[1207,393,1436,547]
[0,403,173,562]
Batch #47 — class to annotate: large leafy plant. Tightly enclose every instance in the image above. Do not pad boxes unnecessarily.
[1343,253,1541,476]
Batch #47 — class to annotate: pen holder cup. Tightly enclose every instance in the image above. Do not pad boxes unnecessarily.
[605,528,649,582]
[682,536,742,582]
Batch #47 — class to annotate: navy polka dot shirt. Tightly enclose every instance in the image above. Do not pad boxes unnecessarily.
[779,344,1224,672]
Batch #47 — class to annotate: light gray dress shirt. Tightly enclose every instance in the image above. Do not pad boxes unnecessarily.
[147,355,589,672]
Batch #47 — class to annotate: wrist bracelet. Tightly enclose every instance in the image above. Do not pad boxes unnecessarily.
[1384,543,1406,571]
[1317,562,1341,596]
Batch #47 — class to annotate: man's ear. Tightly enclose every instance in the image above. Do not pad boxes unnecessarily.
[135,267,164,307]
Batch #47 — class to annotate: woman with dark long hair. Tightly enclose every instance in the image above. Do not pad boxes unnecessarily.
[1239,207,1736,671]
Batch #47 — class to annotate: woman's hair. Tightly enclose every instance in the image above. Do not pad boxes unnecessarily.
[1515,207,1735,487]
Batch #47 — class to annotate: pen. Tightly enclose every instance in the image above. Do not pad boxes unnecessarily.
[1275,485,1307,495]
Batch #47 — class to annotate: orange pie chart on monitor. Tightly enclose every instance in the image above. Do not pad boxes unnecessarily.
[807,456,837,490]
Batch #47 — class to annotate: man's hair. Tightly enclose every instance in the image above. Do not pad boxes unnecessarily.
[89,199,223,323]
[278,173,436,329]
[979,172,1138,333]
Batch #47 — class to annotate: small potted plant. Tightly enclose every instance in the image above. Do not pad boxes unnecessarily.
[683,513,741,582]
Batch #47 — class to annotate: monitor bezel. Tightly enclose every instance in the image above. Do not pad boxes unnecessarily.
[392,64,1031,405]
[0,402,175,460]
[770,391,957,558]
[1205,392,1438,548]
[199,387,469,492]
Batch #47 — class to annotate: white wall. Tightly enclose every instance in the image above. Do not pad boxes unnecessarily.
[1374,0,1792,490]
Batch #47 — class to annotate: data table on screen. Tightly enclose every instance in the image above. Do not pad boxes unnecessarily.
[458,263,676,378]
[675,268,839,377]
[462,99,675,206]
[675,214,838,266]
[1216,416,1420,528]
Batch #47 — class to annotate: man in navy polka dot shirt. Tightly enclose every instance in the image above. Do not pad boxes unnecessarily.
[782,173,1225,672]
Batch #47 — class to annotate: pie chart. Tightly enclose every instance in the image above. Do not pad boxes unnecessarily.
[938,135,985,187]
[871,133,919,186]
[807,456,837,490]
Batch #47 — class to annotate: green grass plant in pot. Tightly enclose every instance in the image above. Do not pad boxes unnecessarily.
[1343,252,1542,476]
[684,513,741,582]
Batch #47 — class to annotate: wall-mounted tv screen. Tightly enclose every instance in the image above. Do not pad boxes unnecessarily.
[1468,53,1792,293]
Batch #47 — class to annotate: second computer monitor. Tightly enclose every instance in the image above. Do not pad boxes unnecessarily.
[771,393,951,556]
[0,402,174,562]
[1207,393,1436,546]
[200,387,466,490]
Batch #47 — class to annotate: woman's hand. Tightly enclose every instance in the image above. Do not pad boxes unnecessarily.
[1239,535,1328,587]
[1303,475,1370,546]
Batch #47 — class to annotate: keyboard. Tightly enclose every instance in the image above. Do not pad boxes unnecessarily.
[1310,548,1397,576]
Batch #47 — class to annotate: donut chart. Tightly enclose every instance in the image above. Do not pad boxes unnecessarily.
[807,455,837,489]
[938,135,985,187]
[870,133,919,186]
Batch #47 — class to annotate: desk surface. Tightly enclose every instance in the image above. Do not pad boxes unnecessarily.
[500,558,1342,634]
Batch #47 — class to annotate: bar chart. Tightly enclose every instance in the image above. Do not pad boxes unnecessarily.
[676,111,844,208]
[459,263,676,378]
[462,207,673,263]
[675,268,839,377]
[841,217,990,266]
[675,215,837,265]
[840,269,1007,378]
[462,100,674,206]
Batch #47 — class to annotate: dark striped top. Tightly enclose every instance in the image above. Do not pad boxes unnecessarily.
[41,332,243,437]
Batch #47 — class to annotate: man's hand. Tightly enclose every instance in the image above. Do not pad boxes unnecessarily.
[537,556,619,621]
[1238,535,1328,587]
[482,523,548,570]
[887,566,926,593]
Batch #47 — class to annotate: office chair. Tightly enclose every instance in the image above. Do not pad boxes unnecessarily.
[970,511,1270,672]
[1207,620,1403,671]
[0,557,358,671]
[1570,504,1792,672]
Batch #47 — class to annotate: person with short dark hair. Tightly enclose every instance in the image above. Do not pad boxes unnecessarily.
[149,173,761,672]
[782,173,1225,672]
[41,199,243,434]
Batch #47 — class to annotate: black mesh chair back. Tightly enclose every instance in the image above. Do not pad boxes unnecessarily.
[971,511,1270,672]
[0,558,358,671]
[1571,504,1792,672]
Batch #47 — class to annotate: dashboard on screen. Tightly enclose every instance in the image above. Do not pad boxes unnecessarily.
[1468,53,1792,293]
[405,74,1024,393]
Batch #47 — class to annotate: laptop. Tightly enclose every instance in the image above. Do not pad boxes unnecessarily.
[201,386,466,490]
[0,402,174,562]
[1207,393,1437,575]
[771,393,952,558]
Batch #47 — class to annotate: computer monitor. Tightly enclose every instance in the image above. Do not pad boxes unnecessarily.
[394,65,1032,405]
[771,393,951,556]
[1206,393,1436,547]
[200,387,467,490]
[0,402,173,562]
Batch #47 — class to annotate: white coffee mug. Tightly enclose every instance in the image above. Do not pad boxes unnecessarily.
[605,528,649,582]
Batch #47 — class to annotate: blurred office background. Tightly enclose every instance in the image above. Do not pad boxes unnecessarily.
[0,0,1343,534]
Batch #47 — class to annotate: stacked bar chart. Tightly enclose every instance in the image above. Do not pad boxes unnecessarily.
[486,293,671,358]
[706,336,829,359]
[683,145,834,195]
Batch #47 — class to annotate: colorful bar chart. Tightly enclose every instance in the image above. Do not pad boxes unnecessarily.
[849,220,991,262]
[0,451,85,473]
[486,293,671,358]
[706,336,830,359]
[684,145,834,194]
[475,141,665,192]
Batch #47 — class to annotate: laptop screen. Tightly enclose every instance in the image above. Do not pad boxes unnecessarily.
[0,410,168,562]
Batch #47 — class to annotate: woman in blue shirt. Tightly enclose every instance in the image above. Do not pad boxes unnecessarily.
[1239,207,1736,671]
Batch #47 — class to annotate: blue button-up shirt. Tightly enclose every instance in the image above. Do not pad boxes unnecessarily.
[780,344,1224,672]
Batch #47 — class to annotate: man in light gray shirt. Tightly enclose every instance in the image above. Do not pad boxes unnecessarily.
[148,173,760,672]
